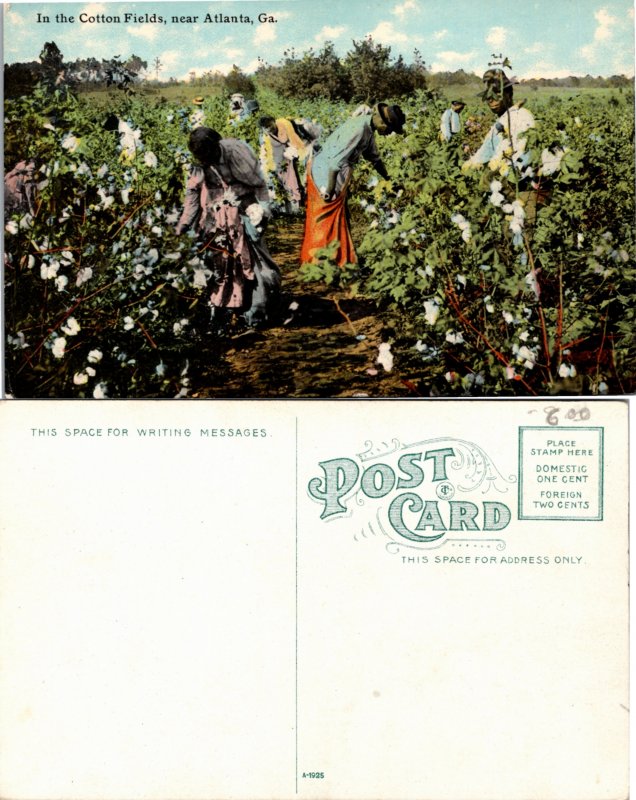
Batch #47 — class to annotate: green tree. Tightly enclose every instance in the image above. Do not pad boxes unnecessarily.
[345,36,393,103]
[223,64,256,97]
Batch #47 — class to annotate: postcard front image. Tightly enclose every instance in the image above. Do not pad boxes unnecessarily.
[2,0,634,399]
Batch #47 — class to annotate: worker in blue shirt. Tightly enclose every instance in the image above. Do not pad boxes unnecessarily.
[440,100,466,142]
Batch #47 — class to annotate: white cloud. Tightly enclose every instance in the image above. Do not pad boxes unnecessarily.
[392,0,418,18]
[367,20,409,43]
[5,8,25,26]
[524,61,583,79]
[314,25,346,42]
[79,3,107,16]
[486,26,508,48]
[126,25,159,41]
[433,29,448,41]
[254,24,277,45]
[524,42,544,54]
[580,43,597,62]
[204,62,234,76]
[431,50,479,72]
[593,7,618,41]
[226,48,245,59]
[580,6,623,63]
[243,58,262,74]
[158,50,181,70]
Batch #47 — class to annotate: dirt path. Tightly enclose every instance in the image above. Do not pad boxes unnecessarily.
[192,218,421,398]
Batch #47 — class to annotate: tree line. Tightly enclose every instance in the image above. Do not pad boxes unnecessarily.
[4,37,633,103]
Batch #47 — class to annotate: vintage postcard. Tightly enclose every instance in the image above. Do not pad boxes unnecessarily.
[0,398,629,799]
[2,0,634,399]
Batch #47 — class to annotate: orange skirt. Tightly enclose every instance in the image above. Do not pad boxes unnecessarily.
[300,171,356,267]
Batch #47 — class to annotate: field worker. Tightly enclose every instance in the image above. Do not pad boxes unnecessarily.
[462,69,535,178]
[259,115,317,214]
[228,95,259,126]
[175,127,281,330]
[4,159,38,215]
[190,96,205,129]
[440,100,466,142]
[228,93,245,124]
[300,102,405,267]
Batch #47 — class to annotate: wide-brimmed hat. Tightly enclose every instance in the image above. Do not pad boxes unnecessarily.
[478,69,517,98]
[451,99,466,109]
[377,103,406,134]
[193,96,205,106]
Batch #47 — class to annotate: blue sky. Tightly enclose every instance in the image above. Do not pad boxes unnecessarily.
[3,0,635,80]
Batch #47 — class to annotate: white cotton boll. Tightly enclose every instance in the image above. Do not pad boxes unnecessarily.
[73,371,89,385]
[144,151,158,168]
[502,311,514,324]
[445,330,464,344]
[121,188,131,205]
[93,382,108,399]
[61,317,81,336]
[55,275,68,291]
[52,337,67,359]
[423,298,440,326]
[517,346,536,367]
[97,188,115,209]
[61,134,79,152]
[246,203,264,226]
[540,147,566,176]
[123,316,135,331]
[461,227,471,242]
[76,267,93,287]
[558,363,577,378]
[86,366,96,377]
[193,269,208,288]
[5,220,19,235]
[41,260,60,280]
[376,342,394,372]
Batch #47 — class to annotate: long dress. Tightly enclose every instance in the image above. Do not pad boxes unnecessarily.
[260,118,315,214]
[176,139,281,327]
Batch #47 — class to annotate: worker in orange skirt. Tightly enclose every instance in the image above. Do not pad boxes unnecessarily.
[300,102,405,267]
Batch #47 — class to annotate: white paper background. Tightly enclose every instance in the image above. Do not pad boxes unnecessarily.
[0,399,628,800]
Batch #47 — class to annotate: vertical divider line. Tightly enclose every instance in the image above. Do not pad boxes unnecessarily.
[295,415,299,794]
